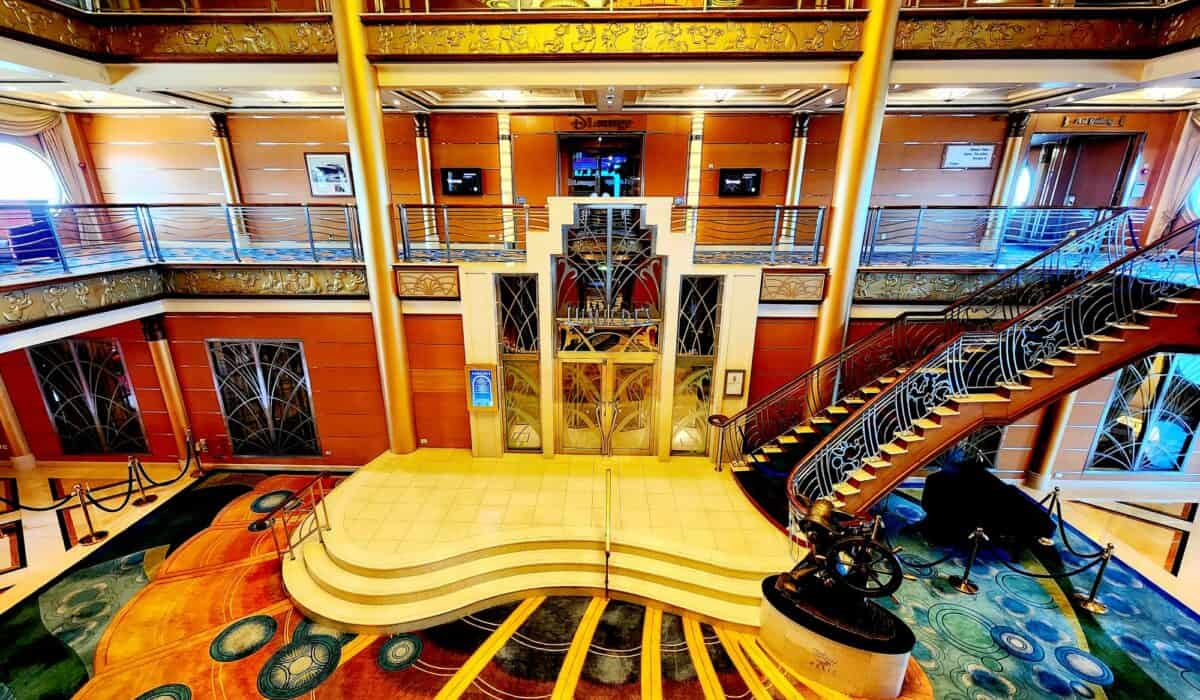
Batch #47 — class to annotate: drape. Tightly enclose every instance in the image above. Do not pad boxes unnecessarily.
[0,103,60,137]
[1150,110,1200,238]
[37,115,91,204]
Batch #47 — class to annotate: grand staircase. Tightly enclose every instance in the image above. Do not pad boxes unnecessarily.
[711,210,1200,527]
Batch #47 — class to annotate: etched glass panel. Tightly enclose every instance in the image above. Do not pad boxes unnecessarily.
[502,359,542,451]
[612,363,654,453]
[561,362,603,453]
[498,274,539,354]
[677,276,722,357]
[672,359,713,455]
[208,340,320,457]
[29,339,146,455]
[1088,354,1200,472]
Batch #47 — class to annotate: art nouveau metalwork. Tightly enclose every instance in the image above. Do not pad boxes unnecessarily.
[555,204,662,353]
[672,360,713,455]
[789,216,1200,514]
[498,274,539,355]
[560,362,604,453]
[207,340,320,457]
[677,276,721,358]
[497,275,541,452]
[612,364,654,454]
[501,359,541,452]
[28,339,147,454]
[711,209,1143,476]
[1087,353,1200,472]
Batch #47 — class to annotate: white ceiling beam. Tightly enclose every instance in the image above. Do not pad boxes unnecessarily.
[105,63,341,91]
[891,58,1144,87]
[0,36,111,86]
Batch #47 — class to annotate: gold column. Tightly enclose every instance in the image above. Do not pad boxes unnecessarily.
[413,113,439,243]
[331,0,418,454]
[1025,391,1076,490]
[990,111,1031,206]
[810,0,902,367]
[0,372,34,471]
[141,315,192,464]
[784,112,810,208]
[209,113,242,205]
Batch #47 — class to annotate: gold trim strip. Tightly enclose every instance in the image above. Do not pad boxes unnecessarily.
[682,617,724,700]
[734,632,804,700]
[641,606,663,700]
[551,597,609,700]
[435,596,545,700]
[712,626,772,700]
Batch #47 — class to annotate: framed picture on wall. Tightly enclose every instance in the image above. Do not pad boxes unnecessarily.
[305,153,354,197]
[723,369,746,398]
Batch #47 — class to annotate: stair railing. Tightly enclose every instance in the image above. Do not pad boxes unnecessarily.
[710,208,1145,473]
[788,217,1200,522]
[254,473,335,561]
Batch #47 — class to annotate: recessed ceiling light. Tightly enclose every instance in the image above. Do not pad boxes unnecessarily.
[892,83,901,89]
[931,87,971,102]
[1145,86,1189,101]
[485,89,521,102]
[265,89,305,103]
[703,88,736,103]
[824,97,834,105]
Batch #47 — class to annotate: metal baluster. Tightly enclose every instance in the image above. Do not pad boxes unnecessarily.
[398,205,411,262]
[345,205,361,262]
[523,205,530,250]
[863,208,878,266]
[812,207,825,263]
[769,206,782,264]
[992,207,1012,268]
[223,205,242,262]
[303,205,319,262]
[41,207,71,273]
[442,205,452,260]
[910,206,925,266]
[133,206,156,263]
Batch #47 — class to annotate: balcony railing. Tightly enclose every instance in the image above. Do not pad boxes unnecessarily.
[0,203,360,286]
[397,204,547,263]
[860,206,1145,269]
[682,205,825,265]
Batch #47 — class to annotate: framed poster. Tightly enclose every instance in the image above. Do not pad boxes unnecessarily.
[465,365,498,411]
[941,144,996,169]
[305,153,354,197]
[723,369,746,398]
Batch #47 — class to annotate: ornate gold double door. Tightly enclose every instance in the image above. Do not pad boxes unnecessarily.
[558,357,656,455]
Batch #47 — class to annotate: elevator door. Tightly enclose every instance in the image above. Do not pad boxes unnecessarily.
[559,359,655,455]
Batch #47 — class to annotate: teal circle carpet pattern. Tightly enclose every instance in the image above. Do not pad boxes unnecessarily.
[257,636,341,699]
[210,615,278,662]
[133,684,192,700]
[250,491,297,514]
[378,634,423,671]
[879,492,1200,699]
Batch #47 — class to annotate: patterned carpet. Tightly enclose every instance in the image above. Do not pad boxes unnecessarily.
[879,492,1200,700]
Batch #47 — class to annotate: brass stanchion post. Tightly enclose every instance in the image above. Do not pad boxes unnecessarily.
[1074,543,1114,615]
[130,457,158,507]
[74,484,109,546]
[948,527,986,595]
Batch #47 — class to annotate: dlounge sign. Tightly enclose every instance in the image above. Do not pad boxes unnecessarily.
[1062,115,1126,128]
[570,115,635,131]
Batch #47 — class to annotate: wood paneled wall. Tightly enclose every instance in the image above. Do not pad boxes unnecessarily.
[749,317,815,403]
[384,114,423,206]
[164,312,389,465]
[0,321,177,463]
[228,115,353,205]
[700,114,792,206]
[403,314,471,449]
[80,114,223,204]
[429,114,501,205]
[510,113,691,205]
[800,114,1006,207]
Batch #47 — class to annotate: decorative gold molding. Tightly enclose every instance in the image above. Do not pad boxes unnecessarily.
[854,270,999,303]
[760,270,826,303]
[162,266,367,296]
[895,15,1157,54]
[0,0,103,55]
[0,268,163,331]
[394,265,460,300]
[105,20,337,59]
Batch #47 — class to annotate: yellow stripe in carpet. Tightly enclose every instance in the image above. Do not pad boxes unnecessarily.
[435,596,546,700]
[551,597,609,700]
[641,606,663,700]
[683,617,725,700]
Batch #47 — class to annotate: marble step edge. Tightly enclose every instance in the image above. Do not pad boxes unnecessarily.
[283,554,762,633]
[302,540,774,605]
[315,516,788,578]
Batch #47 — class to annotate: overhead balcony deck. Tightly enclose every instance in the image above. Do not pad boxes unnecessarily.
[3,0,1199,61]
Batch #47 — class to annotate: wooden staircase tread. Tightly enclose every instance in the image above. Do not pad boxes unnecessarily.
[844,397,866,405]
[1087,334,1123,343]
[1062,346,1101,355]
[849,468,876,483]
[1020,369,1054,379]
[1043,358,1077,367]
[761,446,783,454]
[864,457,890,469]
[776,435,800,445]
[810,416,833,424]
[913,418,941,430]
[895,431,925,443]
[1137,309,1177,318]
[931,406,960,416]
[1110,322,1150,331]
[879,443,908,455]
[996,381,1033,391]
[860,387,881,395]
[1166,297,1200,304]
[954,393,1011,403]
[825,406,850,415]
[832,483,860,496]
[792,426,818,435]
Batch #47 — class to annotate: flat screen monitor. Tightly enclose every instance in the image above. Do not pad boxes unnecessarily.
[441,168,483,196]
[718,168,762,197]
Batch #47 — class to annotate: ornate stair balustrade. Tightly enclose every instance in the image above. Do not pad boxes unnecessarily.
[789,218,1200,542]
[711,208,1144,483]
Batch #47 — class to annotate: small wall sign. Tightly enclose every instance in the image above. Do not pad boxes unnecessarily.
[465,365,498,411]
[1061,115,1125,129]
[723,369,746,398]
[941,144,996,169]
[570,115,635,131]
[304,153,354,197]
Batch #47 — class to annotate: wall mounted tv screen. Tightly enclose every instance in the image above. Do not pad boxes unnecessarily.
[718,168,762,197]
[442,168,483,196]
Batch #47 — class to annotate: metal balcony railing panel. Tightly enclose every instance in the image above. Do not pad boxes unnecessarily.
[397,204,544,263]
[860,206,1140,268]
[0,203,361,288]
[685,205,826,265]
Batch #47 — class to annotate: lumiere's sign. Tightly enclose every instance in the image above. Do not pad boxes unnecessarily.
[570,115,635,131]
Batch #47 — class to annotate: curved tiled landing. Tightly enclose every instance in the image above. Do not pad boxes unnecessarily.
[283,451,795,630]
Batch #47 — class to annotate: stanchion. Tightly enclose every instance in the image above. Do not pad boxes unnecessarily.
[1073,543,1114,615]
[130,457,158,507]
[73,484,109,546]
[188,429,207,479]
[948,527,987,595]
[1038,487,1061,547]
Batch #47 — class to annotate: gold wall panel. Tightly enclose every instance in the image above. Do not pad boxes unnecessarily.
[759,270,826,303]
[162,266,368,296]
[0,0,103,56]
[0,268,163,331]
[104,20,337,59]
[854,270,999,304]
[395,266,461,299]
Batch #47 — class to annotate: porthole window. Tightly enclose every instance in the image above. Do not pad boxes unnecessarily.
[0,143,62,204]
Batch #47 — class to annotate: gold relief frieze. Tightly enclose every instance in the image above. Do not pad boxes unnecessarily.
[0,268,163,330]
[163,267,367,296]
[854,270,999,304]
[760,270,826,303]
[1160,1,1200,48]
[103,20,336,58]
[895,15,1157,54]
[366,19,863,57]
[0,0,103,55]
[394,266,460,300]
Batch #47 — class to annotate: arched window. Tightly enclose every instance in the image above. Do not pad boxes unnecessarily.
[1186,174,1200,220]
[1012,165,1033,206]
[0,143,62,203]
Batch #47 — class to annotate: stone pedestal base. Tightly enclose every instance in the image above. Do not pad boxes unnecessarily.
[759,576,914,700]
